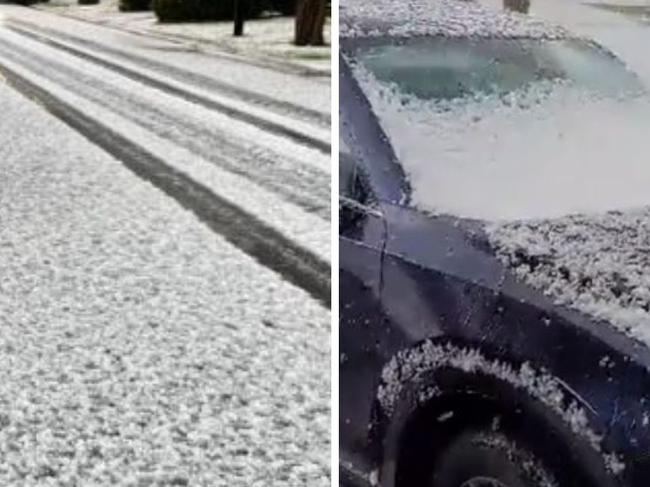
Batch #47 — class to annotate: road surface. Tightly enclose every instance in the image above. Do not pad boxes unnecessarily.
[0,4,330,486]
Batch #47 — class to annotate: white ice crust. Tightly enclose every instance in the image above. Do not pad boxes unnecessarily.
[341,0,569,40]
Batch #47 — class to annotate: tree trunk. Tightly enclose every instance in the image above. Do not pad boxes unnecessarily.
[504,0,530,13]
[233,0,245,36]
[295,0,326,46]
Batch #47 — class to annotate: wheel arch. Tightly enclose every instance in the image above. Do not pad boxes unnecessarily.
[372,337,624,487]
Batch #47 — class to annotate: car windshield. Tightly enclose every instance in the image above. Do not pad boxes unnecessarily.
[346,37,643,101]
[345,37,650,221]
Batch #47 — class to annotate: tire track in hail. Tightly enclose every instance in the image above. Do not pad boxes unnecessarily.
[4,23,330,154]
[0,58,331,308]
[8,19,330,128]
[0,37,330,220]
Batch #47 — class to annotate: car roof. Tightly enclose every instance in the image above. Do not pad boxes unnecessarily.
[340,0,570,40]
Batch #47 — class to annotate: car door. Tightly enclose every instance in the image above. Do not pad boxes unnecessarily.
[339,151,389,464]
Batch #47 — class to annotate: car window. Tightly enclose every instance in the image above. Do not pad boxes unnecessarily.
[339,151,374,207]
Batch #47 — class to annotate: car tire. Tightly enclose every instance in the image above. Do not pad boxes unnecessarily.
[430,429,557,487]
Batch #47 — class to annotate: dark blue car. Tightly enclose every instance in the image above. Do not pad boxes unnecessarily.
[339,1,650,487]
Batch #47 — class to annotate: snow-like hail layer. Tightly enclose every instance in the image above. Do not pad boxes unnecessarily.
[340,0,569,40]
[0,27,330,263]
[488,209,650,349]
[355,67,650,221]
[378,340,625,474]
[0,82,329,485]
[6,4,330,116]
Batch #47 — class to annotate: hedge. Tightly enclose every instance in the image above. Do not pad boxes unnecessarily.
[153,0,266,22]
[270,0,295,15]
[119,0,151,11]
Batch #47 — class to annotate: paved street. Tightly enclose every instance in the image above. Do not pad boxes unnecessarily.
[0,4,330,486]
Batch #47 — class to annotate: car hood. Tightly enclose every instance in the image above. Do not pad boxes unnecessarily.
[382,203,505,290]
[486,207,650,350]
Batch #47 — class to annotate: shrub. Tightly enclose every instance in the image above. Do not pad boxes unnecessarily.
[119,0,150,11]
[270,0,295,15]
[78,0,100,5]
[153,0,265,23]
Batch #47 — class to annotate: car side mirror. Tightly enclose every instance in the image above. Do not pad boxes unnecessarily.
[339,152,357,198]
[339,196,364,230]
[339,152,364,230]
[339,152,380,231]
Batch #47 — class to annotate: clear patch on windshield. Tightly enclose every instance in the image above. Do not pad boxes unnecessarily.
[347,37,643,101]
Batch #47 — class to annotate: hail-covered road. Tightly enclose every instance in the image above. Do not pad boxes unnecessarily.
[0,4,330,486]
